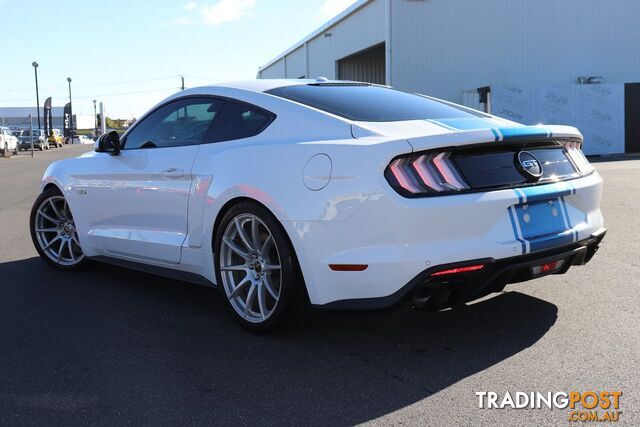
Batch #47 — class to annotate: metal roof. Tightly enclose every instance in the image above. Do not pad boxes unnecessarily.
[258,0,372,72]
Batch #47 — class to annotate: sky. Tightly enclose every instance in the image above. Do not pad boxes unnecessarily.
[0,0,357,119]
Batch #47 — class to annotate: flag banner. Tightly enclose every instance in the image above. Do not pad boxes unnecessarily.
[63,103,71,138]
[43,97,52,136]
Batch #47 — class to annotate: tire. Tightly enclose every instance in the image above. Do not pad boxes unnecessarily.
[2,142,7,156]
[214,201,306,333]
[30,186,88,271]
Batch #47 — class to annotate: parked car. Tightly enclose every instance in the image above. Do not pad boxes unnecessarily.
[30,79,606,332]
[49,129,64,148]
[0,126,19,155]
[72,135,94,144]
[18,129,50,151]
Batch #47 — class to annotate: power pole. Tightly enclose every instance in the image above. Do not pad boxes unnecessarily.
[181,75,185,90]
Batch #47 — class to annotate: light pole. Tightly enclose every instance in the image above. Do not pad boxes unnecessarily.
[32,62,41,129]
[92,99,97,137]
[67,77,73,143]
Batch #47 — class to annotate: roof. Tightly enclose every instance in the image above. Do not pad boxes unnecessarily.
[258,0,372,72]
[205,79,310,93]
[189,78,358,93]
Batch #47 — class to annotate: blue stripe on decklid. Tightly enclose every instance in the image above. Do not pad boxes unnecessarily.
[431,118,552,142]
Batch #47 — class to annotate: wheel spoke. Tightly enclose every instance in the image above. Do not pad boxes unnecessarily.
[257,284,267,320]
[219,264,248,271]
[223,237,250,260]
[244,283,256,317]
[229,275,251,299]
[56,239,65,262]
[63,200,71,220]
[261,234,273,257]
[262,276,279,300]
[234,218,254,253]
[49,199,64,221]
[67,240,76,262]
[251,218,262,255]
[35,227,58,233]
[38,209,60,225]
[42,235,62,251]
[264,264,281,271]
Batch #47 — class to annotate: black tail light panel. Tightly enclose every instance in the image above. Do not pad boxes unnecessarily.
[385,140,592,198]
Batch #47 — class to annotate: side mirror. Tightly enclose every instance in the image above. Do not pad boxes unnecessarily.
[95,131,121,155]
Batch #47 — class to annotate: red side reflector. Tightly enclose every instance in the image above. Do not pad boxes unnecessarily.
[532,259,565,275]
[541,261,559,272]
[431,264,485,277]
[329,264,368,272]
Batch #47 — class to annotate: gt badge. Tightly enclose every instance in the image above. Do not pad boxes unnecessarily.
[516,151,543,181]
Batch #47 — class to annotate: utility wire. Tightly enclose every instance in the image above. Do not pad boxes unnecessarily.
[0,75,188,93]
[1,87,180,104]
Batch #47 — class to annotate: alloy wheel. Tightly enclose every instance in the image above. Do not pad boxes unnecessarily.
[219,213,282,323]
[34,195,84,266]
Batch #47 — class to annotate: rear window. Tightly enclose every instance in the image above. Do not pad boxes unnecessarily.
[266,84,480,122]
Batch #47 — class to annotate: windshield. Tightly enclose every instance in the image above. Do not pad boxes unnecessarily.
[266,84,481,122]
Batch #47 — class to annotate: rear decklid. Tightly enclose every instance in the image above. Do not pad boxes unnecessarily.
[361,117,592,198]
[352,116,583,150]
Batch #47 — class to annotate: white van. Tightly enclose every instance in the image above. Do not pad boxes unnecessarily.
[0,127,19,155]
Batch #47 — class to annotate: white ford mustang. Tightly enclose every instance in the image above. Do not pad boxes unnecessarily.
[30,79,606,332]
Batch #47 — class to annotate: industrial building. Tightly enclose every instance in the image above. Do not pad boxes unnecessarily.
[258,0,640,155]
[0,107,94,132]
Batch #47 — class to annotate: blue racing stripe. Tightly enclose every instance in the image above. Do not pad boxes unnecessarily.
[497,126,550,140]
[518,182,573,203]
[528,230,575,252]
[508,206,527,254]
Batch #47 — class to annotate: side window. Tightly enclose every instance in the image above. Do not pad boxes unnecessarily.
[205,101,274,143]
[124,98,224,149]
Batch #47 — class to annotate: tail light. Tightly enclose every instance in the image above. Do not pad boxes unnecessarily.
[564,141,594,175]
[385,150,469,196]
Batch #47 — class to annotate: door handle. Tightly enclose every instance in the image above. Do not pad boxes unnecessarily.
[161,167,185,178]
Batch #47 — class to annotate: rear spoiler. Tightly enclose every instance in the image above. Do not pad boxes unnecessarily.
[406,125,583,153]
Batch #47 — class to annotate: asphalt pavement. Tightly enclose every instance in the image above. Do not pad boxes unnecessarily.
[0,145,638,425]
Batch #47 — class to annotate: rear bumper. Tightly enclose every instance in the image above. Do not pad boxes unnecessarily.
[318,228,606,310]
[288,172,604,306]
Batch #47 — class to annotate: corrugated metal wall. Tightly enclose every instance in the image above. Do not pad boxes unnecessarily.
[391,0,640,105]
[337,43,386,84]
[259,0,385,80]
[260,0,640,108]
[259,58,285,79]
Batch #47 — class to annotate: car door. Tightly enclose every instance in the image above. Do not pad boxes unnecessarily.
[76,97,224,264]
